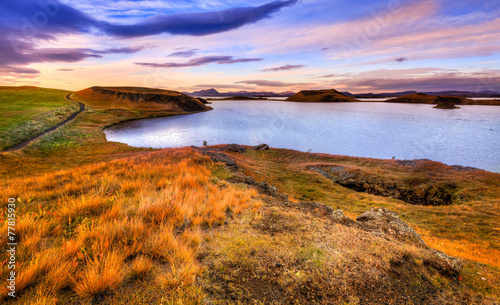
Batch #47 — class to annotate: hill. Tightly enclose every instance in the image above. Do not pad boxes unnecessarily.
[73,86,210,112]
[386,93,500,106]
[342,90,500,98]
[386,93,440,104]
[286,89,360,103]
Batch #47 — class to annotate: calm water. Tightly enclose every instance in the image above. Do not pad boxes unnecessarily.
[105,101,500,172]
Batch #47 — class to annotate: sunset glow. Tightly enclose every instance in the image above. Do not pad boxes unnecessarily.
[2,0,499,93]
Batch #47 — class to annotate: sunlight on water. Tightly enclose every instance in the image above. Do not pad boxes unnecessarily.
[105,101,500,172]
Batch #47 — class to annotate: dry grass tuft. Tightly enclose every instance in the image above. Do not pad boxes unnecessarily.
[129,255,155,279]
[73,251,127,299]
[158,263,201,290]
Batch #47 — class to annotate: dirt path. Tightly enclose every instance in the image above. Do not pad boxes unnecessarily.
[3,93,85,152]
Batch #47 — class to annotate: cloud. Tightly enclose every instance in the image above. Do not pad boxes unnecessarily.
[56,69,75,71]
[168,49,200,57]
[0,66,40,75]
[93,46,146,54]
[236,80,310,87]
[328,68,500,92]
[99,0,298,37]
[135,56,263,68]
[0,0,295,76]
[262,64,304,72]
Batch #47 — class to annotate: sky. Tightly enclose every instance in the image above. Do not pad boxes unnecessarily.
[1,0,499,93]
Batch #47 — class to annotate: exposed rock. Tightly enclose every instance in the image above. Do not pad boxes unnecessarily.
[310,166,457,206]
[203,151,238,171]
[224,144,246,153]
[356,207,427,247]
[329,209,357,226]
[253,144,270,151]
[425,250,464,276]
[244,175,257,185]
[258,181,279,196]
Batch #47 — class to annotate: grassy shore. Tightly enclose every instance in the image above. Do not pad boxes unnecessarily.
[0,87,499,304]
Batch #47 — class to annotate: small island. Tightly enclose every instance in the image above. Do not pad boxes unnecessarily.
[286,89,360,103]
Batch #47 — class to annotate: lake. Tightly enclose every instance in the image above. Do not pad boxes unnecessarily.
[105,100,500,172]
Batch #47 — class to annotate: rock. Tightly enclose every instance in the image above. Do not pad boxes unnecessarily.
[245,175,257,185]
[253,144,270,151]
[224,144,246,153]
[204,152,238,171]
[425,250,463,276]
[356,207,427,247]
[329,209,357,226]
[257,181,279,196]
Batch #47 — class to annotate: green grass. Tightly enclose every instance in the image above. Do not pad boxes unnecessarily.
[0,87,76,150]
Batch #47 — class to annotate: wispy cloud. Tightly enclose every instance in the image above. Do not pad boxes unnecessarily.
[93,46,147,55]
[236,80,311,87]
[262,64,304,72]
[168,49,200,57]
[99,0,298,37]
[135,56,263,68]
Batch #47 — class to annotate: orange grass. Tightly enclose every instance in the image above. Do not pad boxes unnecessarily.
[0,148,257,302]
[424,235,500,269]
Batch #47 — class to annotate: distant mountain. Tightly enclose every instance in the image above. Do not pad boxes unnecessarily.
[184,88,295,97]
[188,88,221,96]
[342,90,500,98]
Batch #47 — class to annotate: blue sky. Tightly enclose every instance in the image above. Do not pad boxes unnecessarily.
[1,0,499,93]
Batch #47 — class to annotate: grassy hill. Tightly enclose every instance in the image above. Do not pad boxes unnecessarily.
[0,86,78,151]
[72,86,210,113]
[286,89,360,103]
[0,87,498,304]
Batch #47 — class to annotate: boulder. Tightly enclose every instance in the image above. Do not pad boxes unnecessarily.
[224,144,246,153]
[356,207,427,247]
[253,144,270,151]
[425,250,464,276]
[257,181,279,196]
[329,209,357,226]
